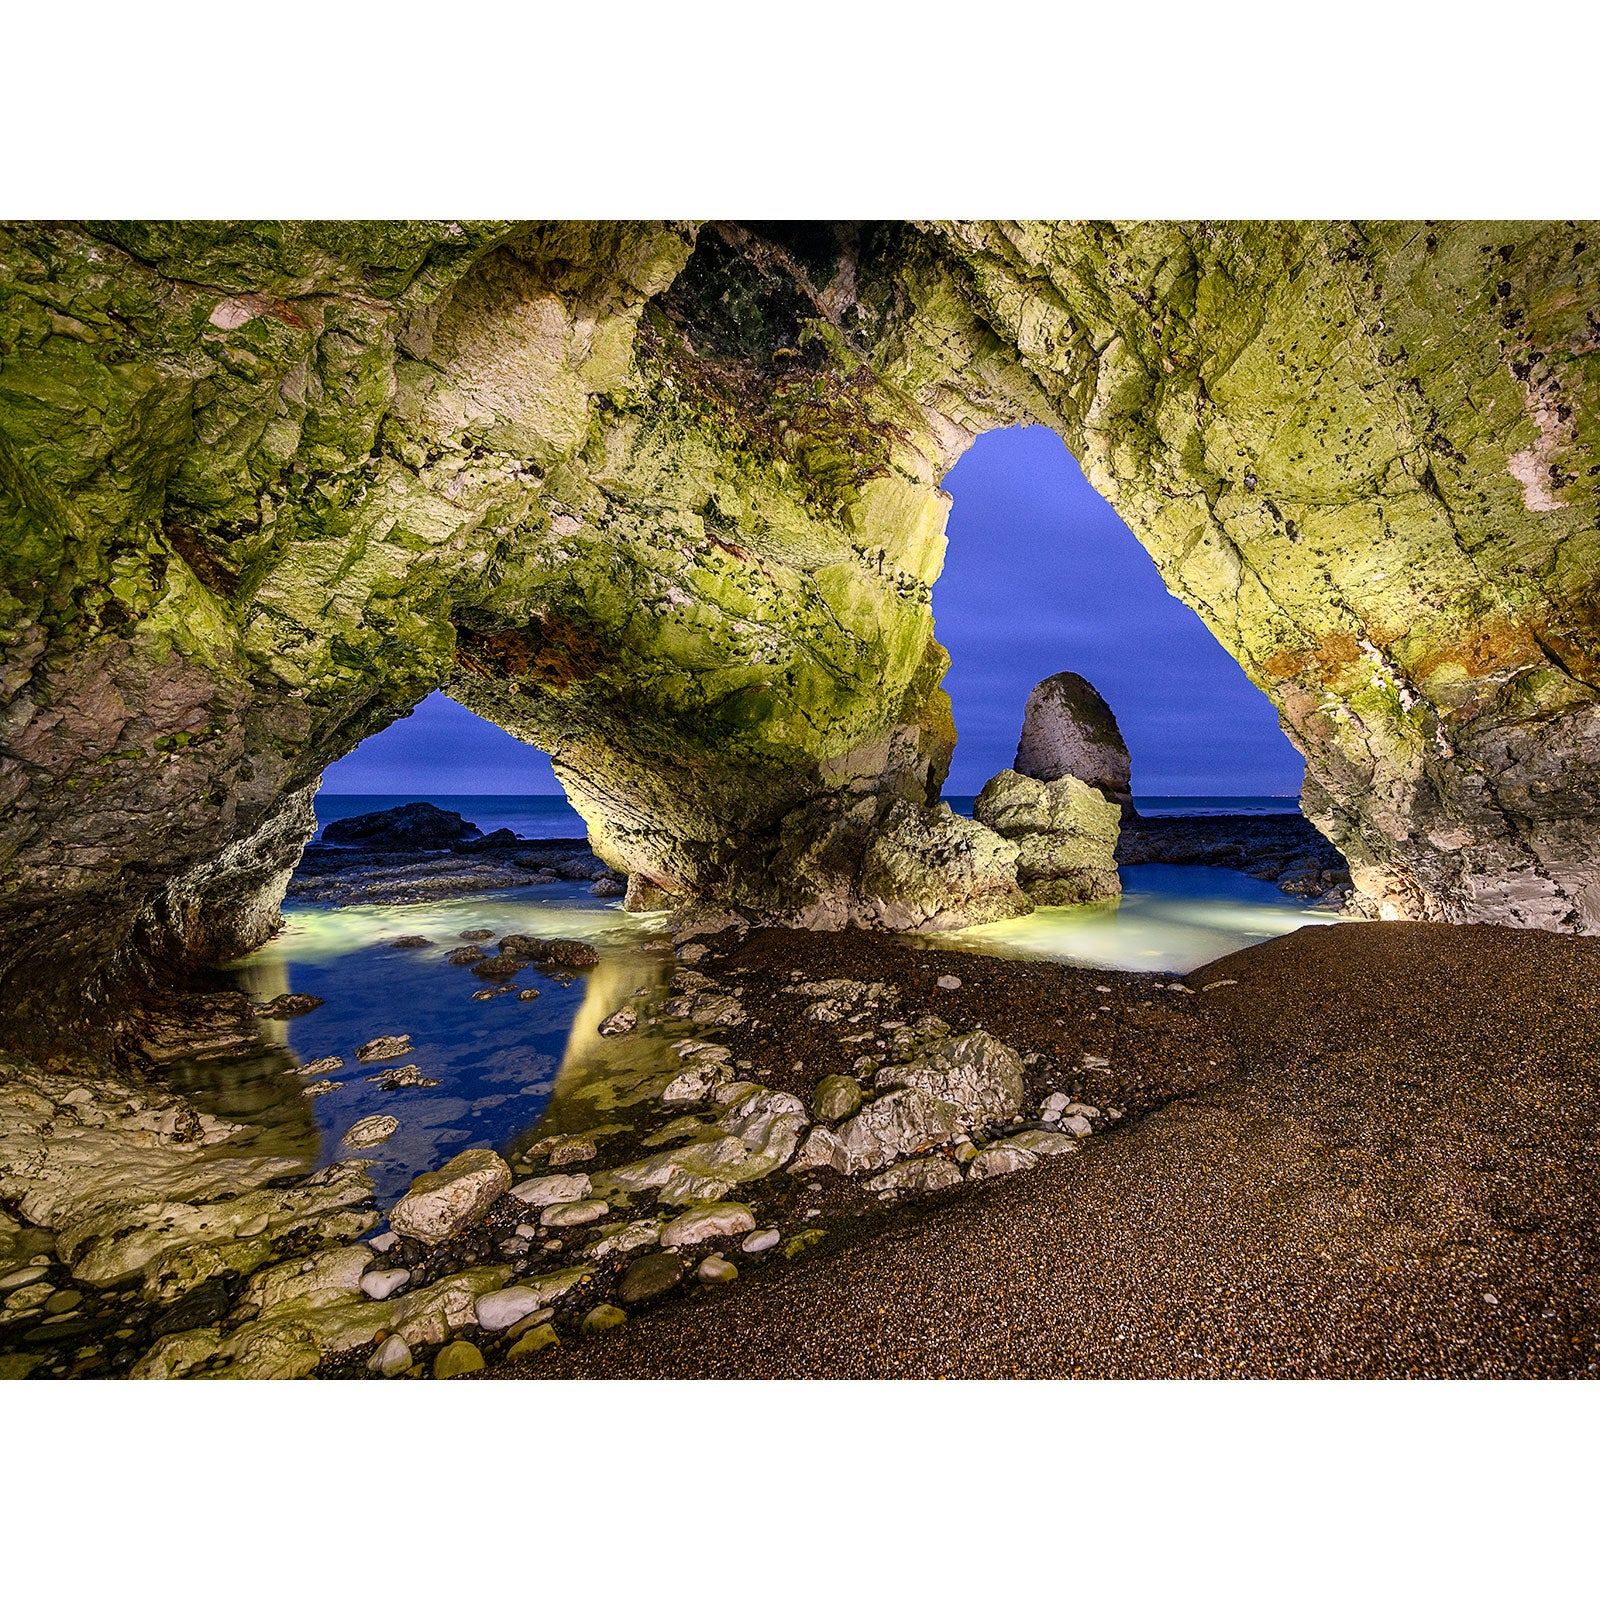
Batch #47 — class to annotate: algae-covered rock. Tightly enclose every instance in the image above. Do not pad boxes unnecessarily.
[974,770,1122,906]
[3,216,1599,1027]
[875,1029,1027,1123]
[811,1074,863,1123]
[389,1148,512,1245]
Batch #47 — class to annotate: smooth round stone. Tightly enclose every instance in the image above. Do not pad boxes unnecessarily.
[541,1199,609,1228]
[581,1303,628,1335]
[433,1340,485,1379]
[697,1254,738,1284]
[658,1201,755,1250]
[0,1266,49,1291]
[511,1172,591,1207]
[741,1229,781,1255]
[44,1289,83,1314]
[368,1334,413,1376]
[508,1325,561,1358]
[475,1286,547,1332]
[360,1268,410,1301]
[618,1252,685,1306]
[936,974,962,990]
[506,1307,555,1338]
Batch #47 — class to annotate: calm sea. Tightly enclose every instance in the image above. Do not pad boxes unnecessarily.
[313,793,587,841]
[315,790,1302,844]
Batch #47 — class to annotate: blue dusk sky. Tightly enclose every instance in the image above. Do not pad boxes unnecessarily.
[321,426,1302,798]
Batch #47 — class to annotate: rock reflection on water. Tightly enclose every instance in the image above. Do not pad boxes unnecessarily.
[223,884,677,1206]
[918,864,1346,974]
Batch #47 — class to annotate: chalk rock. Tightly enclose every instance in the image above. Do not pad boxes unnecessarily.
[1013,670,1134,816]
[659,1202,756,1249]
[390,1149,512,1245]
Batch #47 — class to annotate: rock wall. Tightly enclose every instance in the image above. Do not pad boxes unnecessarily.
[2,220,1597,1026]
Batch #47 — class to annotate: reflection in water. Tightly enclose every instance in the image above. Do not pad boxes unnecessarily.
[918,864,1345,973]
[224,883,669,1205]
[202,866,1340,1207]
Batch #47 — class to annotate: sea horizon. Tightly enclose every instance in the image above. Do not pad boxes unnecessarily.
[312,789,1305,842]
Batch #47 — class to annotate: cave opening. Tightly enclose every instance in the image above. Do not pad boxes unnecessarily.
[315,691,586,845]
[934,425,1306,813]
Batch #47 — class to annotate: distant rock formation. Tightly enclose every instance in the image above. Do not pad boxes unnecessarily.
[321,802,484,851]
[974,770,1122,905]
[1014,673,1135,819]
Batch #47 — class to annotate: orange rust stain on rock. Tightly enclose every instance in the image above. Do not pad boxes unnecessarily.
[1407,616,1542,683]
[1262,631,1362,683]
[454,615,618,691]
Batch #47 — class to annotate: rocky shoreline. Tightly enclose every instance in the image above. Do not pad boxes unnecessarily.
[1117,813,1352,907]
[4,891,1594,1379]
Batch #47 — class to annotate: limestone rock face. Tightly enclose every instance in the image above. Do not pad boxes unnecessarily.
[1015,672,1134,817]
[3,219,1599,1024]
[974,770,1122,905]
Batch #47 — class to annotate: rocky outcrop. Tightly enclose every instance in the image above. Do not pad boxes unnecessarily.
[3,220,1599,1026]
[1117,812,1351,903]
[1014,671,1134,817]
[320,802,483,850]
[974,769,1122,905]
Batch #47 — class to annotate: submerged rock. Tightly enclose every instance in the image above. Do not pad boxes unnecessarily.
[355,1035,413,1063]
[498,935,600,969]
[253,993,324,1019]
[598,1006,638,1037]
[389,1149,512,1245]
[343,1115,399,1149]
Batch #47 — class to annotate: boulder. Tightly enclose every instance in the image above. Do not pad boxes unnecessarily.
[659,1202,756,1249]
[390,1149,512,1245]
[863,1156,964,1194]
[974,769,1122,905]
[322,802,483,850]
[811,1074,863,1123]
[857,800,1030,931]
[876,1029,1026,1123]
[792,1087,967,1176]
[433,1340,485,1378]
[1013,671,1134,817]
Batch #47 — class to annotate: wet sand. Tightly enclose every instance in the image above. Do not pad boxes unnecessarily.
[505,922,1600,1378]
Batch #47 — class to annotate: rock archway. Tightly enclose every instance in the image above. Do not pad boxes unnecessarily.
[2,219,1598,1028]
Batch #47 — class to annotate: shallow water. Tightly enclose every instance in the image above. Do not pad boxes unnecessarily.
[223,883,674,1205]
[916,864,1344,973]
[210,866,1338,1204]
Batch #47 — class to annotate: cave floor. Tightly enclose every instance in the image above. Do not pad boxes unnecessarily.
[495,921,1600,1379]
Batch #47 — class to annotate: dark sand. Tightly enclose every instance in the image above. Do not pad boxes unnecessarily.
[504,922,1600,1379]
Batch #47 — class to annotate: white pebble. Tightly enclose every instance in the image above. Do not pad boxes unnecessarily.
[360,1268,410,1301]
[741,1228,782,1254]
[936,974,962,990]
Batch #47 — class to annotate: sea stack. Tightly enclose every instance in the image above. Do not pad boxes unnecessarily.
[1014,672,1135,819]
